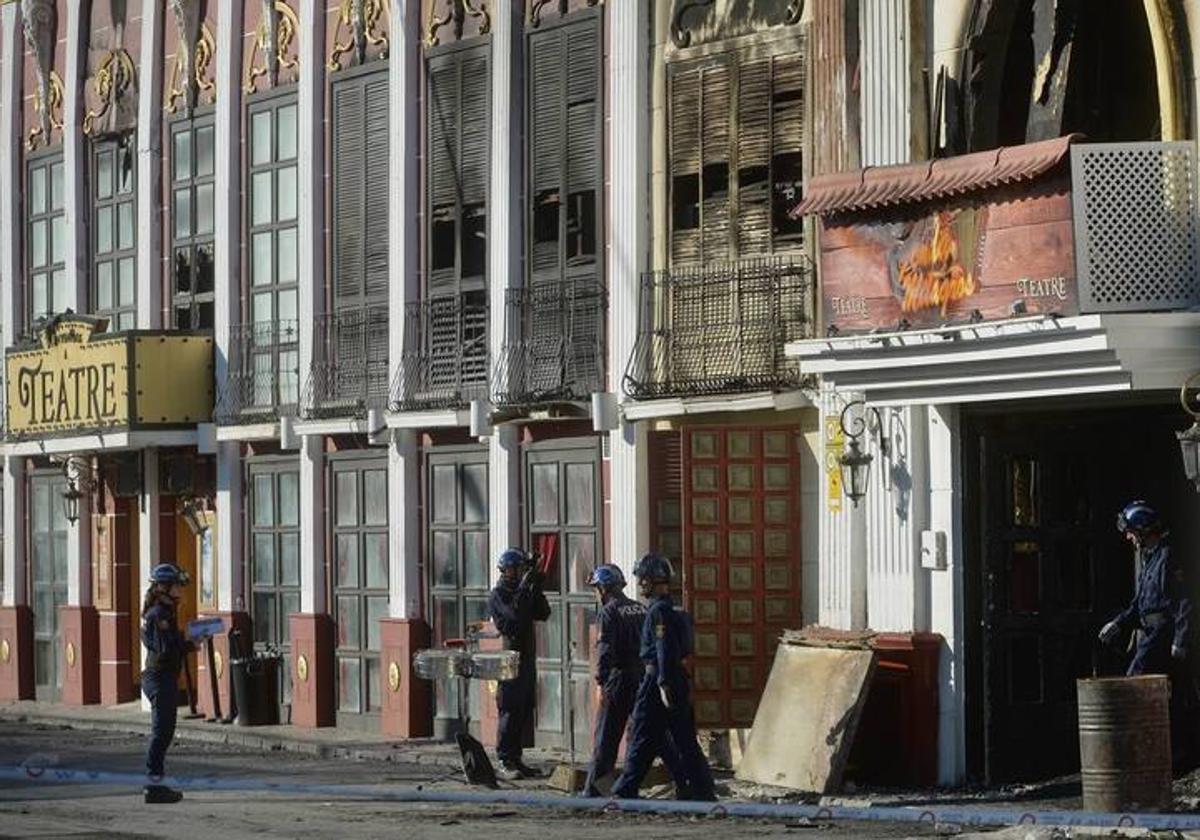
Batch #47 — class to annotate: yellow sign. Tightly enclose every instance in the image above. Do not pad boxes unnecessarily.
[388,661,401,692]
[825,414,845,514]
[5,317,213,438]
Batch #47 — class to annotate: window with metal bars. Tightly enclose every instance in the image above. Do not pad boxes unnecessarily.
[169,114,216,330]
[668,44,806,265]
[246,91,300,408]
[91,135,138,330]
[26,154,67,326]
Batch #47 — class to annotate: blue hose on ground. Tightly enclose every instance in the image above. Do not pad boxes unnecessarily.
[4,764,1200,830]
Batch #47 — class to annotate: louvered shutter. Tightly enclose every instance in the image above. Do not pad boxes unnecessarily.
[700,58,731,264]
[427,53,460,296]
[528,26,566,282]
[565,17,599,274]
[737,56,772,256]
[363,72,390,304]
[333,79,366,303]
[770,52,806,252]
[458,45,490,290]
[669,63,702,266]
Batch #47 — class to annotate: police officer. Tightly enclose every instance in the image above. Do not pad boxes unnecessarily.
[611,553,715,801]
[582,564,689,798]
[488,547,550,781]
[141,563,192,804]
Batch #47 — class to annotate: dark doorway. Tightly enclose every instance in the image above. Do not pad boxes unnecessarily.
[964,399,1197,784]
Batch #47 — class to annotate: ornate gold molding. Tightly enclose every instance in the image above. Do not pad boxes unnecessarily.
[529,0,601,28]
[426,0,490,48]
[244,0,300,94]
[166,21,216,113]
[83,48,137,135]
[22,0,60,150]
[328,0,390,71]
[27,69,63,151]
[671,0,804,48]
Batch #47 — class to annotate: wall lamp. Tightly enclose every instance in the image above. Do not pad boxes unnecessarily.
[1178,371,1200,492]
[178,496,210,536]
[57,455,96,526]
[838,399,890,507]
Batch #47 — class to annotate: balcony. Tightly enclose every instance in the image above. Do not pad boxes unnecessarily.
[215,320,300,425]
[301,306,389,420]
[492,281,606,407]
[390,294,489,412]
[623,257,814,400]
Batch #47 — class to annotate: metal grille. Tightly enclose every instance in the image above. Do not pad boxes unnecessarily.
[390,294,490,411]
[623,257,813,400]
[215,321,301,425]
[301,305,389,419]
[1071,142,1200,313]
[492,281,606,406]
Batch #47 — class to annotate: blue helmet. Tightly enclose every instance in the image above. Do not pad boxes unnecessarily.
[149,563,188,585]
[586,564,626,589]
[1117,501,1160,536]
[497,548,529,570]
[633,552,673,583]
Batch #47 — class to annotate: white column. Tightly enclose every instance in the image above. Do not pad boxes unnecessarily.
[213,0,244,384]
[929,403,966,786]
[67,488,91,608]
[607,0,650,575]
[63,0,88,312]
[386,0,421,620]
[138,447,159,679]
[819,386,854,629]
[388,430,420,618]
[216,441,243,613]
[135,0,164,328]
[487,2,522,572]
[299,434,325,614]
[799,412,822,625]
[2,458,26,608]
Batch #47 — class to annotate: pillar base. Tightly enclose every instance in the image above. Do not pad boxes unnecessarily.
[0,606,34,701]
[289,613,334,727]
[60,605,100,706]
[98,611,137,705]
[380,618,432,738]
[194,611,251,720]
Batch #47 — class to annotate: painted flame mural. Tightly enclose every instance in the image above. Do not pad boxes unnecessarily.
[897,211,978,316]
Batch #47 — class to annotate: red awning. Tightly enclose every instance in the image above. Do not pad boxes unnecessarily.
[792,134,1081,217]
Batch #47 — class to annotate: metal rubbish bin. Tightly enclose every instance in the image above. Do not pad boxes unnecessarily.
[230,652,281,726]
[1077,675,1172,812]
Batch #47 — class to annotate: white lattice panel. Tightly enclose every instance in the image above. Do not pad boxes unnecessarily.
[1071,142,1200,312]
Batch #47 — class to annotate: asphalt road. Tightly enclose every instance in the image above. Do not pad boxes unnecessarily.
[0,720,957,840]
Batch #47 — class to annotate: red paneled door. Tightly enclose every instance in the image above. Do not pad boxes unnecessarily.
[682,427,801,729]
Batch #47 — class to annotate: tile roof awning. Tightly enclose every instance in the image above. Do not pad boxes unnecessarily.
[792,134,1081,217]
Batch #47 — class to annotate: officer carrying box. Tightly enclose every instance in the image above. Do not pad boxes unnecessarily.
[140,563,193,804]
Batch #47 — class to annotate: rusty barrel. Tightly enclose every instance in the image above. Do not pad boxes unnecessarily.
[1076,675,1172,812]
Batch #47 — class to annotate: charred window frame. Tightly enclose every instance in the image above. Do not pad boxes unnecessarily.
[26,153,67,327]
[246,89,300,407]
[425,40,490,301]
[331,63,390,314]
[169,111,217,330]
[526,9,603,287]
[667,38,806,266]
[91,135,138,330]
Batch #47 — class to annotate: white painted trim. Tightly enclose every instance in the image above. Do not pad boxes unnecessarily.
[2,456,26,608]
[387,429,419,619]
[135,0,164,329]
[0,430,200,457]
[138,447,160,591]
[0,3,21,364]
[63,1,87,313]
[385,409,469,429]
[620,390,814,421]
[216,440,243,613]
[293,417,377,437]
[389,0,420,422]
[297,0,326,401]
[215,422,280,442]
[213,0,244,385]
[299,433,325,614]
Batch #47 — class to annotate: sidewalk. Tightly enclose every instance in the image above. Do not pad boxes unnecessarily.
[0,700,570,770]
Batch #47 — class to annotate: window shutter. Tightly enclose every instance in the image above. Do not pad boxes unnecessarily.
[333,80,367,303]
[669,63,702,266]
[363,72,390,304]
[458,47,490,213]
[529,26,566,280]
[700,59,731,264]
[737,56,772,256]
[427,53,460,296]
[565,17,600,274]
[771,52,806,252]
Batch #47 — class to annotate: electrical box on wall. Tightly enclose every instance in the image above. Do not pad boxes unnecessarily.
[920,530,947,570]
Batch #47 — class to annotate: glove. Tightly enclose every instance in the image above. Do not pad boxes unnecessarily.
[1099,621,1122,645]
[1173,644,1188,661]
[658,683,675,710]
[520,568,545,590]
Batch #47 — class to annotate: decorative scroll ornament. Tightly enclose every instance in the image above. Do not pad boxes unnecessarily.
[82,48,137,135]
[328,0,390,71]
[21,0,60,150]
[529,0,600,29]
[245,0,300,93]
[426,0,490,47]
[671,0,804,48]
[166,0,216,114]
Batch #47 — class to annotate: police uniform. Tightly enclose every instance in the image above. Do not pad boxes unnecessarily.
[488,572,551,768]
[1109,537,1192,676]
[141,599,188,781]
[583,592,688,796]
[611,593,715,800]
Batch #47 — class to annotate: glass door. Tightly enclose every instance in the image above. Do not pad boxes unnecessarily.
[30,474,68,701]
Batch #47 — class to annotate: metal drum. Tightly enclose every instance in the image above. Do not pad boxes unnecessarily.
[1076,675,1172,812]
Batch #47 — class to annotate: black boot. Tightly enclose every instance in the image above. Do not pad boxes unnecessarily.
[144,784,184,804]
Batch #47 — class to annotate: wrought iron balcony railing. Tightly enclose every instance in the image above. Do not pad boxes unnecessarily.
[215,320,301,425]
[492,281,607,407]
[390,293,489,412]
[623,257,814,400]
[301,305,390,419]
